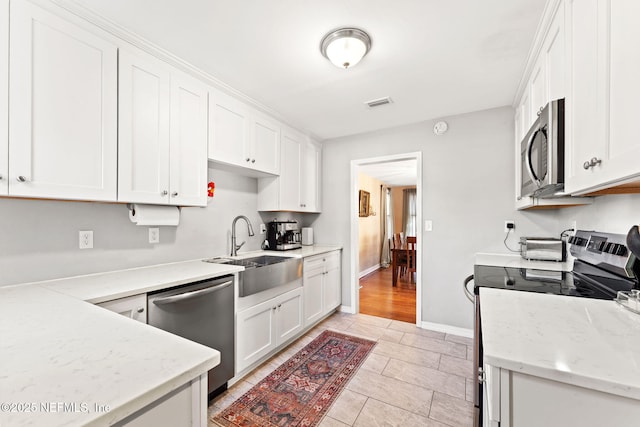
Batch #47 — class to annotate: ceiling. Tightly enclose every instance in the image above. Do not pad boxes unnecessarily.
[359,160,417,187]
[73,0,546,140]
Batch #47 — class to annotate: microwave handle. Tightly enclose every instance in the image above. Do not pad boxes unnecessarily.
[525,127,543,187]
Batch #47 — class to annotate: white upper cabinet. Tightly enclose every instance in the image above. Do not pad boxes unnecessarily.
[118,48,207,206]
[169,73,208,206]
[8,0,118,201]
[257,128,321,213]
[208,88,280,176]
[565,0,640,194]
[0,0,7,195]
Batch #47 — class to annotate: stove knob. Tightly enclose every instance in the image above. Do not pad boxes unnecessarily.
[615,245,628,256]
[603,243,614,253]
[568,236,576,245]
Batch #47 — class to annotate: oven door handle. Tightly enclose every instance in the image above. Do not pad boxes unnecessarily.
[463,274,475,303]
[152,280,233,305]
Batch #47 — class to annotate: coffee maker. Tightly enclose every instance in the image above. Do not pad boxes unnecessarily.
[266,220,301,250]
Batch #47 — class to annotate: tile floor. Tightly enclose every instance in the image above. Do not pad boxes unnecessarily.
[208,312,474,427]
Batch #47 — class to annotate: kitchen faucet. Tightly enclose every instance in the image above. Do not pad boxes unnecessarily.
[231,215,255,256]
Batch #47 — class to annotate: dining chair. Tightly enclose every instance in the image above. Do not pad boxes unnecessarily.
[393,233,408,279]
[405,236,417,283]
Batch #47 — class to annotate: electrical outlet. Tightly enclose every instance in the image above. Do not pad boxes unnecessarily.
[260,224,266,235]
[79,230,93,249]
[571,220,577,233]
[149,228,159,244]
[504,221,515,233]
[424,220,433,232]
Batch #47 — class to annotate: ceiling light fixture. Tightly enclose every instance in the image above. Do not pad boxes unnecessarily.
[320,27,372,69]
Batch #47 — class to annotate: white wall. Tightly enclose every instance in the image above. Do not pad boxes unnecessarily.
[557,194,640,235]
[314,106,562,330]
[0,168,266,286]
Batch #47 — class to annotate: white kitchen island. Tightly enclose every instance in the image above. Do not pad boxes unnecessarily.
[480,287,640,427]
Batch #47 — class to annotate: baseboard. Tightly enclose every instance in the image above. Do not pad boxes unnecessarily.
[421,321,473,338]
[339,305,356,314]
[358,264,381,279]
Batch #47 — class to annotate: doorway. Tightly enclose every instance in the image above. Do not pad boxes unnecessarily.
[350,152,422,326]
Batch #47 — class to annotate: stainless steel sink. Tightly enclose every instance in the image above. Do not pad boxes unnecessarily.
[204,255,302,297]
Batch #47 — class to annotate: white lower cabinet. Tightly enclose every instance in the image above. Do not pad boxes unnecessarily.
[115,373,207,427]
[484,363,640,427]
[236,287,303,373]
[303,251,341,327]
[97,294,147,324]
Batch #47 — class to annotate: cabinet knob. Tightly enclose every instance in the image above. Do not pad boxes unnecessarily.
[16,175,27,182]
[246,158,251,162]
[136,307,145,313]
[161,190,168,196]
[272,306,277,311]
[278,304,282,308]
[171,192,178,197]
[251,159,256,163]
[583,161,591,170]
[0,174,3,180]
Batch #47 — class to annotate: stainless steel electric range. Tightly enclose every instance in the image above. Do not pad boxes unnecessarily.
[465,230,639,427]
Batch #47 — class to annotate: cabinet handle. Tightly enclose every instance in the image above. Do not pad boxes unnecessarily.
[536,106,543,117]
[136,307,144,313]
[16,175,27,182]
[171,192,178,197]
[161,190,168,196]
[583,157,602,170]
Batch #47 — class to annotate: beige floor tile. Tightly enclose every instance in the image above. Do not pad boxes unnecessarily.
[346,368,433,417]
[429,392,474,427]
[379,328,404,343]
[325,389,368,425]
[360,352,390,374]
[465,378,474,402]
[382,359,466,400]
[373,339,440,369]
[353,398,433,427]
[388,320,446,340]
[400,333,467,358]
[445,333,474,346]
[352,313,393,328]
[241,359,279,385]
[318,416,351,427]
[438,354,473,378]
[345,322,390,341]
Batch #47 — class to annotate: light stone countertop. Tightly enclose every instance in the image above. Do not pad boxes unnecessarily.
[0,285,219,427]
[480,287,640,400]
[1,245,342,426]
[475,252,572,271]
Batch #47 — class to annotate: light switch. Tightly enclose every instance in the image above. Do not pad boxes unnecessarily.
[425,220,433,232]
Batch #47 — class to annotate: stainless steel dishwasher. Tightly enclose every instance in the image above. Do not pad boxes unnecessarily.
[147,275,234,397]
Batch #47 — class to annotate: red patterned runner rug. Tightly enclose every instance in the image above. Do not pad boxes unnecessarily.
[212,330,376,427]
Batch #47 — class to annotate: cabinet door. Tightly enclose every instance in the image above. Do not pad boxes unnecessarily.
[529,56,546,122]
[323,254,341,313]
[279,130,303,209]
[300,141,320,212]
[251,114,280,175]
[208,89,250,168]
[169,72,208,206]
[544,3,566,103]
[97,294,147,323]
[236,298,276,373]
[276,288,303,344]
[303,266,324,327]
[0,0,7,195]
[118,49,171,204]
[600,0,640,185]
[9,0,117,201]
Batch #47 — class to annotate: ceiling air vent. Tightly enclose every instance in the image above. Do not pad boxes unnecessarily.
[365,97,393,109]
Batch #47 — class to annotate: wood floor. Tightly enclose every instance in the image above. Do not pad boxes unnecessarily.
[359,267,416,323]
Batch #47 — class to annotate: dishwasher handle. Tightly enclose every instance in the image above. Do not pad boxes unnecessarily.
[152,280,233,306]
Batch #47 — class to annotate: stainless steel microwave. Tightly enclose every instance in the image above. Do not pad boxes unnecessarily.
[520,99,565,198]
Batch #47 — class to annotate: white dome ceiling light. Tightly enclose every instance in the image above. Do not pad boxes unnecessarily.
[320,27,372,69]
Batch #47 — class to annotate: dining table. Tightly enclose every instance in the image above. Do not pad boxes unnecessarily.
[391,244,416,286]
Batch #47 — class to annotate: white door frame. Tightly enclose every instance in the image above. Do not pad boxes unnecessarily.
[349,152,423,325]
